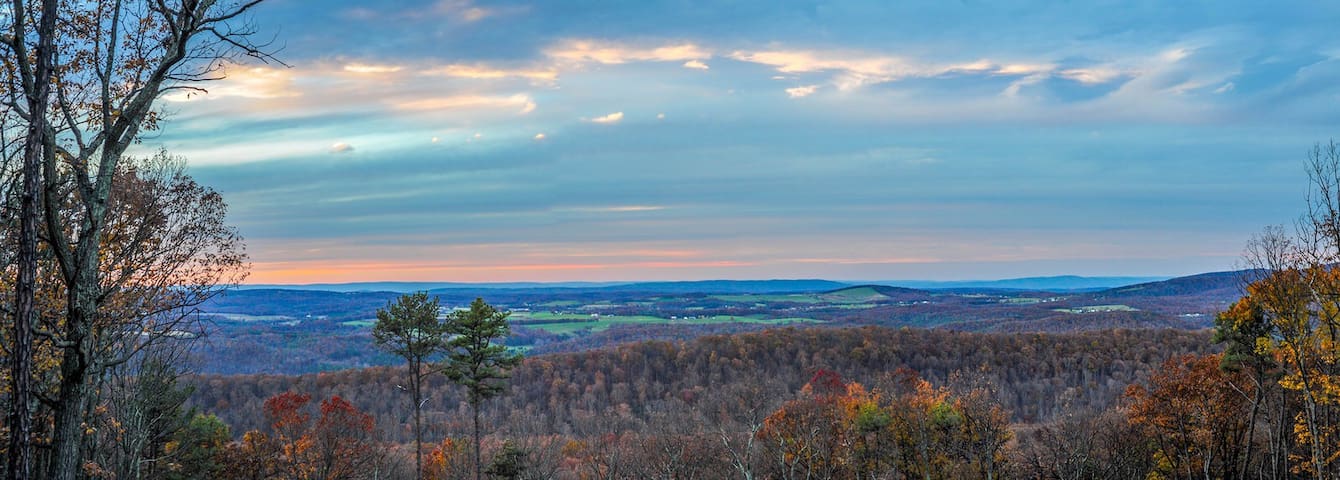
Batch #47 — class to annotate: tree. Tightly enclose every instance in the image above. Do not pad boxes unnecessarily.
[164,413,232,480]
[1216,144,1340,478]
[372,291,445,480]
[250,392,382,480]
[757,369,857,480]
[0,153,246,478]
[1126,354,1254,480]
[441,297,523,480]
[92,350,198,480]
[5,2,58,477]
[310,396,379,480]
[0,2,277,477]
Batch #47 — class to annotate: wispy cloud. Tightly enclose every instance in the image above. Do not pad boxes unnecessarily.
[683,60,710,70]
[564,205,665,213]
[344,63,403,74]
[728,48,1065,90]
[424,63,558,82]
[786,85,818,98]
[547,40,711,65]
[1058,67,1126,85]
[433,0,504,22]
[588,111,624,124]
[395,94,537,114]
[163,65,298,101]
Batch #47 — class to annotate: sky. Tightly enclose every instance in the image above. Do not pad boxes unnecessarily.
[137,0,1340,284]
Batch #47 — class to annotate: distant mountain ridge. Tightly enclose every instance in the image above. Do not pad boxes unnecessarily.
[880,275,1169,292]
[238,276,1168,294]
[1093,270,1257,298]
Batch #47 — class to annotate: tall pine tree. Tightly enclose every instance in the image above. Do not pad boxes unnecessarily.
[372,292,446,480]
[441,298,522,480]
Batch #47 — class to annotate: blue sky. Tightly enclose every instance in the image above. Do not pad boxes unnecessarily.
[139,0,1340,283]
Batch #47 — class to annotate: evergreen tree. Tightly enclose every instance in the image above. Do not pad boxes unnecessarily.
[372,292,446,480]
[441,298,523,480]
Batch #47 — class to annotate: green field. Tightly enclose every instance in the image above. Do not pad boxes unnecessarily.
[819,286,890,302]
[340,319,377,327]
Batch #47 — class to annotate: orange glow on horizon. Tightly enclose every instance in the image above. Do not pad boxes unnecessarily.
[245,259,758,284]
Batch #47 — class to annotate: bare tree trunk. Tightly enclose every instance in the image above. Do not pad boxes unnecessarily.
[7,0,58,478]
[413,362,423,480]
[473,401,482,480]
[47,353,90,480]
[46,283,96,480]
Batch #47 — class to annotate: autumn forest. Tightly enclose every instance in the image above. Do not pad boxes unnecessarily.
[4,1,1340,480]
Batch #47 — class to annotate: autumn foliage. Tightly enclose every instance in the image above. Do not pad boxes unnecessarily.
[757,368,1012,480]
[221,392,386,480]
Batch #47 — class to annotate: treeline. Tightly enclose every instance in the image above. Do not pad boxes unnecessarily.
[190,326,1215,444]
[178,315,1340,479]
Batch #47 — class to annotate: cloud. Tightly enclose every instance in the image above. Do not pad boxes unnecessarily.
[330,142,354,153]
[395,94,537,114]
[726,48,1146,95]
[994,63,1054,76]
[424,64,558,82]
[1002,73,1050,97]
[683,60,710,70]
[163,65,297,101]
[729,48,1043,90]
[563,205,666,213]
[433,0,508,22]
[785,85,819,98]
[344,63,403,74]
[1058,67,1125,85]
[547,40,711,65]
[589,111,624,124]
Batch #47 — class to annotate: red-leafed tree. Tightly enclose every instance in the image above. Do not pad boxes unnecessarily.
[236,392,384,480]
[310,396,378,480]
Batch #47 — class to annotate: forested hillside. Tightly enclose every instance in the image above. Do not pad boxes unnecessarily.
[190,326,1215,442]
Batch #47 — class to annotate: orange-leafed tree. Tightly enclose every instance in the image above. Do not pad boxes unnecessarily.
[1126,353,1255,480]
[423,437,471,480]
[264,392,315,479]
[757,369,858,479]
[219,430,284,480]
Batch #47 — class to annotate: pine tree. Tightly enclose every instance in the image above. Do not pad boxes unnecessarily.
[372,292,446,480]
[441,298,523,480]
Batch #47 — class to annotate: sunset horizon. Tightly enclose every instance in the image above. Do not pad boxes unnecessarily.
[132,0,1334,285]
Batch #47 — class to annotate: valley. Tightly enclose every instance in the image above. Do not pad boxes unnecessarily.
[190,272,1243,375]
